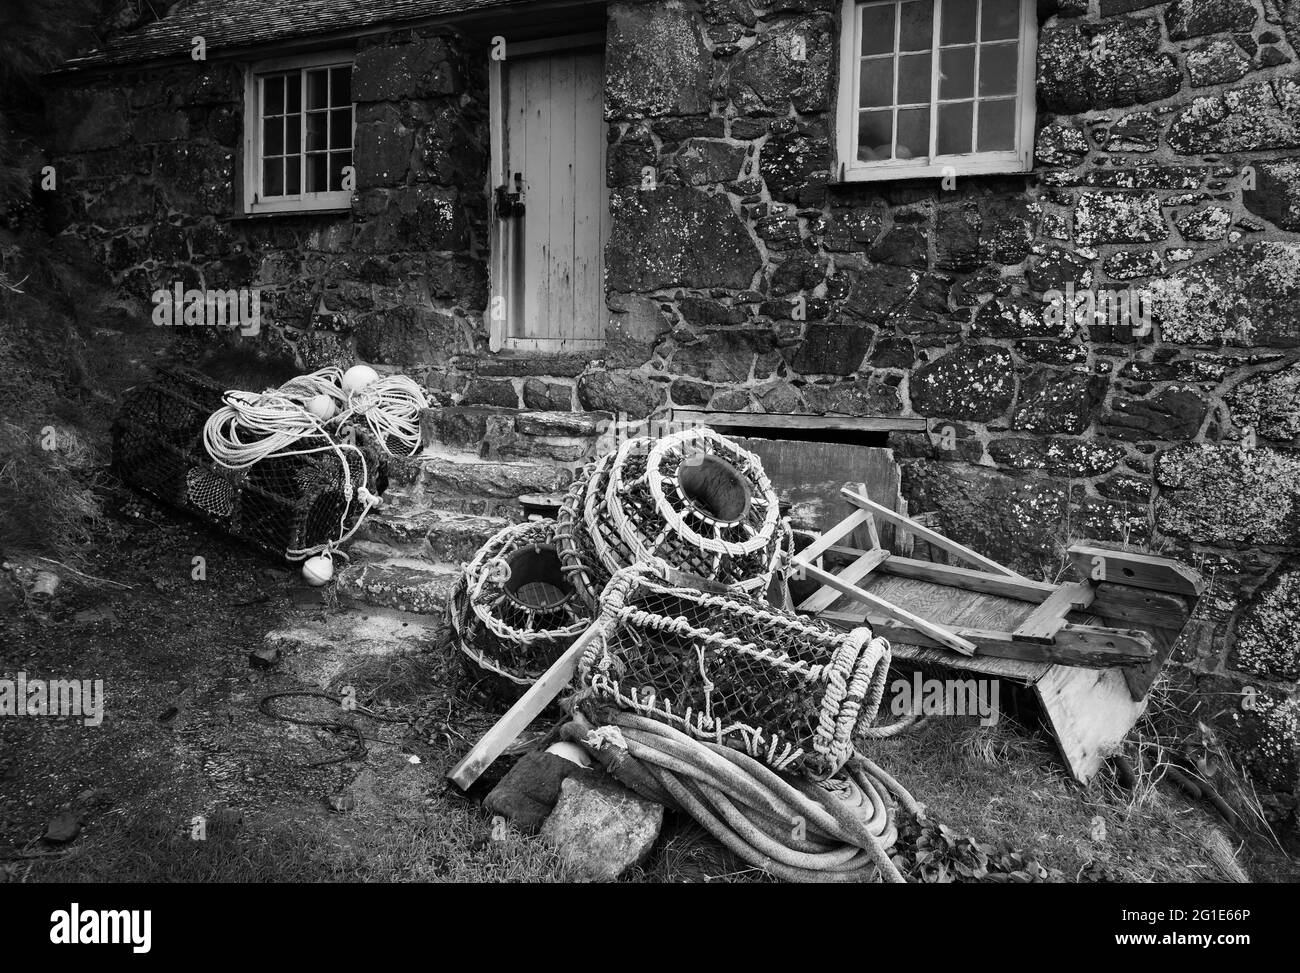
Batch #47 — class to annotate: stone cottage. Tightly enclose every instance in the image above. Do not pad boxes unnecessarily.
[48,0,1300,817]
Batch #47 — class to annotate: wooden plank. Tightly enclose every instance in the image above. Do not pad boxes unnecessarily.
[890,642,1050,684]
[841,487,1029,581]
[1068,544,1204,597]
[671,410,928,433]
[519,54,550,340]
[819,610,1153,667]
[797,561,977,655]
[1122,626,1177,702]
[1013,581,1095,643]
[449,620,603,789]
[1036,665,1146,783]
[1088,582,1193,631]
[795,548,889,614]
[570,49,604,347]
[861,574,1034,631]
[798,508,872,564]
[546,52,576,343]
[878,555,1057,602]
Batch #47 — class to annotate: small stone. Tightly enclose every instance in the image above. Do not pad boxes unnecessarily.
[43,811,82,845]
[540,775,664,882]
[485,752,595,832]
[248,644,281,670]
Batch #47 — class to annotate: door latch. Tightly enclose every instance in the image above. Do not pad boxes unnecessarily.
[495,172,524,218]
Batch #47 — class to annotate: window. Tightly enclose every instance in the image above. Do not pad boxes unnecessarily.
[243,53,355,214]
[836,0,1036,181]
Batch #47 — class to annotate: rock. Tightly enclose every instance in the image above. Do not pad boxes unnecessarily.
[1225,364,1300,442]
[335,556,460,614]
[1168,79,1300,154]
[1074,192,1167,246]
[540,775,665,881]
[576,370,664,419]
[987,437,1126,478]
[1101,385,1210,441]
[248,644,281,670]
[1028,245,1095,292]
[1230,564,1300,681]
[1187,39,1251,87]
[521,378,572,412]
[461,378,518,408]
[1176,206,1233,241]
[760,127,832,202]
[1037,18,1180,113]
[1243,158,1300,231]
[1156,445,1300,546]
[803,374,903,415]
[485,752,596,831]
[675,139,746,186]
[667,329,778,384]
[1145,242,1300,347]
[1165,0,1256,40]
[728,14,834,115]
[353,36,459,101]
[1035,122,1089,166]
[1012,368,1107,435]
[784,322,871,376]
[606,296,673,368]
[43,811,82,845]
[607,187,762,291]
[934,197,1033,271]
[910,346,1016,422]
[606,2,711,118]
[1105,112,1160,152]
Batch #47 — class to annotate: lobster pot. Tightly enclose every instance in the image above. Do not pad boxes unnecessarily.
[112,366,387,561]
[555,452,631,611]
[579,567,893,780]
[450,520,592,699]
[595,428,784,595]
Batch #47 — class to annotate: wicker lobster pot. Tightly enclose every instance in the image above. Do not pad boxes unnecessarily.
[555,451,632,611]
[112,366,387,561]
[450,520,593,701]
[584,428,784,597]
[578,566,893,781]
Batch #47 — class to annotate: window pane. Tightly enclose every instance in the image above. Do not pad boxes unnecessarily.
[896,106,930,159]
[306,112,328,152]
[263,116,283,156]
[286,75,301,113]
[285,115,301,154]
[980,41,1018,96]
[941,0,977,45]
[329,108,352,149]
[897,53,931,104]
[286,158,301,195]
[939,46,975,99]
[859,57,895,108]
[977,99,1016,151]
[981,0,1020,41]
[937,101,973,154]
[857,110,893,161]
[263,157,283,196]
[263,75,284,115]
[898,0,933,51]
[330,66,351,107]
[306,153,328,193]
[329,152,352,192]
[860,3,895,56]
[307,69,329,110]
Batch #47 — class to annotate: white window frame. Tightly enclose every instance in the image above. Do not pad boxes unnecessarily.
[242,51,356,215]
[835,0,1037,182]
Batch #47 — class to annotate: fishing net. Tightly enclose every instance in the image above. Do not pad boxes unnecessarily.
[578,566,893,780]
[450,520,593,698]
[582,428,784,596]
[112,366,389,561]
[555,452,624,611]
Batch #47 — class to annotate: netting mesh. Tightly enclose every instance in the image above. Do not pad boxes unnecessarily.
[578,567,892,780]
[112,366,388,561]
[450,520,594,697]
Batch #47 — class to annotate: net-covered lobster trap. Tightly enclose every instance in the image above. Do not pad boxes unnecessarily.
[112,366,388,561]
[578,566,893,780]
[450,520,594,696]
[555,452,624,611]
[561,428,785,601]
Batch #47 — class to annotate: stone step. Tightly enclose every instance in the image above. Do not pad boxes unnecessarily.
[264,604,446,689]
[336,550,461,615]
[412,448,574,516]
[362,490,511,563]
[421,406,610,466]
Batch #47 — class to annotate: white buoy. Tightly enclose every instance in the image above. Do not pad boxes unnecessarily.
[342,364,379,395]
[302,555,334,586]
[306,394,337,422]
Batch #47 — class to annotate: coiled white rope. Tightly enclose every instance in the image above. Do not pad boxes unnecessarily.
[200,366,426,560]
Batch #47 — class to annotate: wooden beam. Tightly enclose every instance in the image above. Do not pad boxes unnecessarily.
[878,555,1057,602]
[448,620,605,790]
[795,560,977,655]
[1068,545,1204,597]
[670,410,928,433]
[1012,581,1095,643]
[819,610,1154,668]
[796,548,889,613]
[841,488,1029,581]
[1088,582,1192,632]
[797,509,873,564]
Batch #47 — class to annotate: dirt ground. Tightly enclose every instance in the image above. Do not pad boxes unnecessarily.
[2,493,1297,883]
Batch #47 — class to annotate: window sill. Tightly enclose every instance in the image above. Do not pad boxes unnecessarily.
[222,207,352,223]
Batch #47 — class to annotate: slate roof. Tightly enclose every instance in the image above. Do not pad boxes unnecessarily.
[60,0,523,72]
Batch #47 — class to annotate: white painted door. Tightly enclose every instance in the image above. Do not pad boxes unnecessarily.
[492,41,608,351]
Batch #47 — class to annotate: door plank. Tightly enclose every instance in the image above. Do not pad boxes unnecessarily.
[571,50,605,347]
[547,53,576,342]
[520,55,552,340]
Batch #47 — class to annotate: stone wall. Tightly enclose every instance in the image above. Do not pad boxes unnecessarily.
[44,1,1300,820]
[46,25,492,392]
[592,0,1300,820]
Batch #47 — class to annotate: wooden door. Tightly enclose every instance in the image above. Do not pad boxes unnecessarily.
[490,38,608,352]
